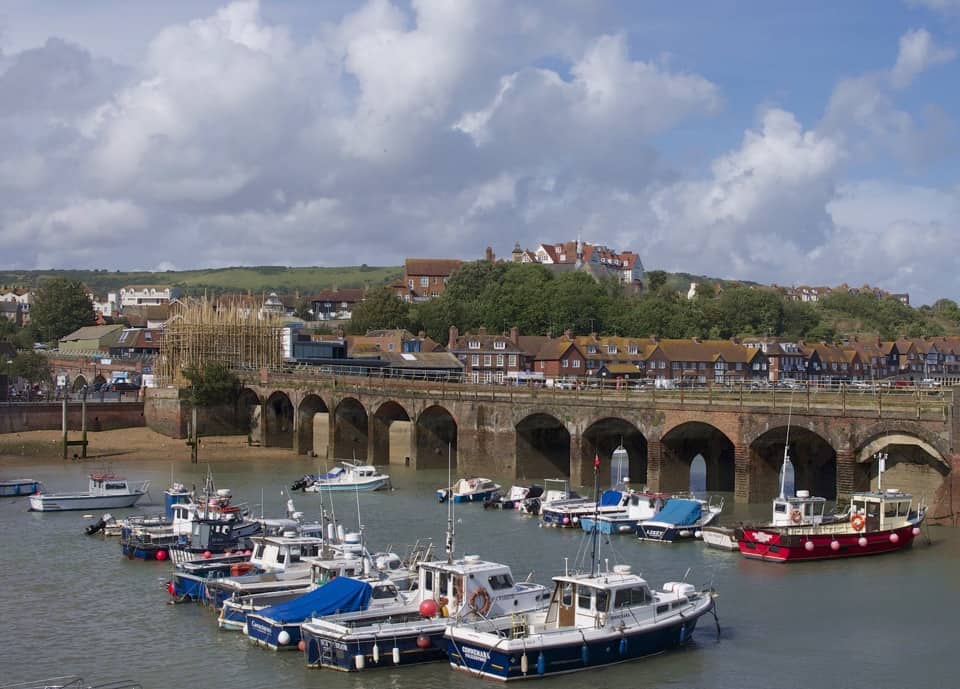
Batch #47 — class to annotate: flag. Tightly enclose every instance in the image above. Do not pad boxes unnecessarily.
[594,454,600,470]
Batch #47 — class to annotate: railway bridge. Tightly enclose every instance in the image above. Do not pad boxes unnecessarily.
[145,369,960,513]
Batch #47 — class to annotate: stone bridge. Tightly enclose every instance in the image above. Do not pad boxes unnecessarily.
[144,370,960,516]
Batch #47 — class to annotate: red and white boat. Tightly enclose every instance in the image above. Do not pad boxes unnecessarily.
[736,487,925,562]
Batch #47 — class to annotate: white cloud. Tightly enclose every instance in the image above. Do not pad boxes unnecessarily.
[890,28,955,89]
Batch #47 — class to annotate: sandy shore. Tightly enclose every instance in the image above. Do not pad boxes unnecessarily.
[0,427,297,464]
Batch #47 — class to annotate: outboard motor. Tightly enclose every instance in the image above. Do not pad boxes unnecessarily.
[290,475,312,492]
[85,513,113,536]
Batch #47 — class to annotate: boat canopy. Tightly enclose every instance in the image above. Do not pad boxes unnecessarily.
[599,490,623,506]
[653,499,702,526]
[256,576,373,623]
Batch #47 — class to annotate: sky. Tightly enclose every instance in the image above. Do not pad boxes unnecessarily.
[1,1,959,305]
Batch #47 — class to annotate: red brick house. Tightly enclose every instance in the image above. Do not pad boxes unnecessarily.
[394,259,463,303]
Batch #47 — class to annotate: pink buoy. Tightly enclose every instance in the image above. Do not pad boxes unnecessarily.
[202,550,212,559]
[858,537,868,547]
[912,527,921,536]
[830,541,840,551]
[804,540,815,552]
[562,517,570,525]
[156,549,168,561]
[416,634,431,649]
[418,599,438,618]
[244,550,252,556]
[167,581,175,596]
[890,533,899,544]
[298,640,306,652]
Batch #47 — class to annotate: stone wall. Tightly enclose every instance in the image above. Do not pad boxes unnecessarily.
[143,388,247,440]
[0,402,145,434]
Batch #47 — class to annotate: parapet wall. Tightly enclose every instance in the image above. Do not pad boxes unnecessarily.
[0,402,145,434]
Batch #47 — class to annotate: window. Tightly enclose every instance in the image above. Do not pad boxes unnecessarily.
[468,340,481,349]
[488,573,514,590]
[561,583,573,607]
[607,344,617,354]
[572,359,581,368]
[628,344,638,355]
[614,587,651,608]
[658,361,665,369]
[372,585,398,599]
[387,343,395,352]
[471,354,479,366]
[494,341,506,350]
[420,276,430,287]
[588,345,597,354]
[484,355,492,366]
[561,359,569,368]
[408,279,414,289]
[595,590,609,613]
[577,587,593,610]
[508,355,517,367]
[496,354,504,367]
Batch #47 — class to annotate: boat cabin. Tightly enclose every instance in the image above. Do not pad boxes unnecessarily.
[543,566,698,630]
[88,473,134,494]
[541,478,578,505]
[771,490,829,527]
[850,489,915,532]
[249,535,328,572]
[418,555,519,617]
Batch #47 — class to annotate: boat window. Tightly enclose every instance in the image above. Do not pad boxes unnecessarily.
[656,604,669,614]
[898,502,910,517]
[372,585,398,599]
[423,570,433,592]
[804,504,812,516]
[774,503,787,514]
[255,544,265,559]
[488,573,514,590]
[276,553,286,564]
[577,587,593,610]
[439,572,449,597]
[852,500,865,514]
[561,583,573,607]
[106,483,126,490]
[885,503,898,518]
[595,590,609,613]
[614,586,651,608]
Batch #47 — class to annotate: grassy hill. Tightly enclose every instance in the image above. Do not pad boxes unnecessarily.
[0,265,403,297]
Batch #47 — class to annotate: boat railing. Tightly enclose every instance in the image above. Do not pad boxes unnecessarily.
[0,678,86,689]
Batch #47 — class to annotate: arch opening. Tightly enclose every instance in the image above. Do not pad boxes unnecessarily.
[581,418,647,488]
[333,398,368,461]
[415,406,458,470]
[372,401,411,466]
[660,422,735,494]
[516,413,570,480]
[71,375,88,393]
[750,427,836,502]
[264,391,294,448]
[297,394,330,457]
[854,436,950,499]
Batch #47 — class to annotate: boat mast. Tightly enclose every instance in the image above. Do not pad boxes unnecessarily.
[590,453,601,578]
[779,391,794,500]
[446,442,455,564]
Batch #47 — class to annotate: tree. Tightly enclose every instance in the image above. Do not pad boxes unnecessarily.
[11,350,51,398]
[646,270,668,293]
[30,278,96,342]
[182,362,241,408]
[347,287,410,335]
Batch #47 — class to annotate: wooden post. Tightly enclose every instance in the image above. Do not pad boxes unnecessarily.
[191,405,199,464]
[61,395,68,460]
[81,391,88,458]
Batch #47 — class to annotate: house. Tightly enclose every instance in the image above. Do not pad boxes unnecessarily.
[109,328,162,356]
[311,288,365,320]
[532,339,588,383]
[348,329,442,355]
[0,289,31,324]
[59,325,125,353]
[650,338,769,385]
[393,258,463,303]
[259,292,290,319]
[515,237,645,288]
[378,351,464,378]
[119,285,175,308]
[0,301,23,327]
[121,304,170,329]
[446,326,526,384]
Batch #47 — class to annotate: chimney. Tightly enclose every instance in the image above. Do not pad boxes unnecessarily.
[729,336,740,344]
[650,334,658,343]
[418,330,426,339]
[485,246,495,262]
[564,329,573,340]
[692,337,700,344]
[478,326,487,337]
[510,326,519,345]
[448,325,458,350]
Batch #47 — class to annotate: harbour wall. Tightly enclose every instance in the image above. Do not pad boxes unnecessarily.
[0,402,145,434]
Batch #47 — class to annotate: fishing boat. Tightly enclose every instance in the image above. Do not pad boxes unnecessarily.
[292,461,391,492]
[28,473,149,512]
[483,485,542,510]
[736,486,925,562]
[636,496,724,542]
[540,488,630,527]
[579,491,669,534]
[0,478,42,497]
[437,477,501,503]
[444,456,718,681]
[521,478,580,516]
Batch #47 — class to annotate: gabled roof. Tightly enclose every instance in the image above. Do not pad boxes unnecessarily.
[534,340,583,361]
[60,324,124,342]
[378,351,464,370]
[311,288,365,303]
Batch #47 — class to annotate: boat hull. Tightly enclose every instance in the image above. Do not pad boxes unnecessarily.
[700,526,739,551]
[245,615,303,651]
[303,623,447,671]
[305,477,391,492]
[28,492,147,512]
[0,479,41,497]
[736,522,921,562]
[579,516,638,535]
[446,612,708,680]
[636,523,701,542]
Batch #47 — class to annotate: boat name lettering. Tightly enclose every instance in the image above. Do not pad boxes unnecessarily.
[249,621,271,635]
[751,531,773,543]
[320,639,349,652]
[461,646,491,663]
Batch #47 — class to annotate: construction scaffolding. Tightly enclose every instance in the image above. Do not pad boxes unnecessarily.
[157,299,283,384]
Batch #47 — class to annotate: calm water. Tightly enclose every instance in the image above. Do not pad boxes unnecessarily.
[1,454,957,689]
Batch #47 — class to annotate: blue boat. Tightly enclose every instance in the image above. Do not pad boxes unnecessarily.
[437,477,501,504]
[579,492,669,535]
[541,489,627,527]
[0,478,42,497]
[636,497,724,542]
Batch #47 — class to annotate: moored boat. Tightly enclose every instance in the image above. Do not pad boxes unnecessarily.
[437,477,501,503]
[0,478,42,497]
[579,491,669,534]
[637,496,724,542]
[292,462,391,493]
[28,473,149,512]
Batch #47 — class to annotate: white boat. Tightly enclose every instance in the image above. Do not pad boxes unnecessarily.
[437,477,501,503]
[293,462,391,493]
[0,478,42,497]
[28,473,150,512]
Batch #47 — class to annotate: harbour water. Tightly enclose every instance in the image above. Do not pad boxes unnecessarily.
[1,453,957,689]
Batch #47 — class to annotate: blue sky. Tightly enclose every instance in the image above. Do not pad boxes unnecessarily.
[0,0,958,305]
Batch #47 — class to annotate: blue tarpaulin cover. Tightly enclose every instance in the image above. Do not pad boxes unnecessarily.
[256,576,372,623]
[648,499,701,526]
[599,490,623,506]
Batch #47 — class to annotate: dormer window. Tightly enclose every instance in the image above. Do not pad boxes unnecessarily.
[628,344,638,355]
[493,341,506,350]
[607,344,617,354]
[468,340,481,350]
[587,345,597,354]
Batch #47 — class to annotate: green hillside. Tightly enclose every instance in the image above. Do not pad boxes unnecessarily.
[0,265,402,297]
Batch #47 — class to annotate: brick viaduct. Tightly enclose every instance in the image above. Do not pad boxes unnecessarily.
[144,370,960,517]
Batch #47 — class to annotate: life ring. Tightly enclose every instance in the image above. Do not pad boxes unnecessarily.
[851,513,866,531]
[790,509,803,524]
[468,588,492,616]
